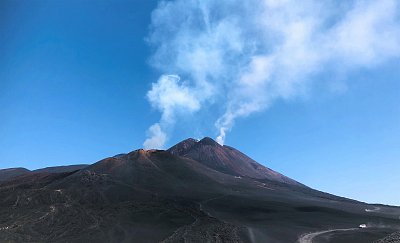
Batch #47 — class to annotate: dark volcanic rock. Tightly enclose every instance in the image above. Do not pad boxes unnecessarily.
[168,137,302,186]
[0,138,399,242]
[167,138,198,156]
[0,165,88,182]
[33,164,88,173]
[0,168,31,182]
[375,232,400,243]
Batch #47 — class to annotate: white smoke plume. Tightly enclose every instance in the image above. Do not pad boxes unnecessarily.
[143,123,166,149]
[143,75,200,149]
[144,0,400,148]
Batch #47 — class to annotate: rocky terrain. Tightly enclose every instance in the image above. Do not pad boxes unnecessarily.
[0,164,88,181]
[375,232,400,243]
[0,137,399,242]
[0,168,30,182]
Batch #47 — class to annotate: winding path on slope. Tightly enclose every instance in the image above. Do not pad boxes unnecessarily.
[161,194,237,243]
[297,228,359,243]
[198,194,229,219]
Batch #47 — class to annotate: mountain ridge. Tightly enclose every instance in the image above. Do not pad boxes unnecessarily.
[0,164,89,182]
[168,137,303,187]
[0,137,399,242]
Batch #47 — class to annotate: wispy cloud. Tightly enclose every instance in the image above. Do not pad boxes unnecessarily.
[143,123,166,149]
[143,75,200,149]
[144,0,400,148]
[147,75,200,124]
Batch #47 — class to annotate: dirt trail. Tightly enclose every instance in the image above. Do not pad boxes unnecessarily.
[161,194,242,243]
[297,228,358,243]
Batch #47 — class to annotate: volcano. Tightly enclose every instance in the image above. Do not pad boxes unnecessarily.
[0,137,398,243]
[168,137,303,186]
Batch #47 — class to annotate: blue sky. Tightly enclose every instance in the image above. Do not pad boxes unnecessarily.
[1,0,399,205]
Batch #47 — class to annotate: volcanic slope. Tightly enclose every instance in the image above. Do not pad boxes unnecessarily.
[0,164,88,182]
[0,138,399,243]
[0,168,31,182]
[168,137,303,186]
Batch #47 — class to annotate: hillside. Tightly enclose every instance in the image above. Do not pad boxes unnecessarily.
[0,138,399,242]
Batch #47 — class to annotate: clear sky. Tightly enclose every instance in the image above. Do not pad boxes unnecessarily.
[1,0,399,206]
